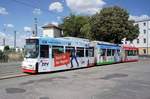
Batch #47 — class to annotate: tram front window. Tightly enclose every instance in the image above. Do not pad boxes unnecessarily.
[25,44,39,58]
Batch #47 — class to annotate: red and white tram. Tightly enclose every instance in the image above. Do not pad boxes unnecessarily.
[121,44,139,62]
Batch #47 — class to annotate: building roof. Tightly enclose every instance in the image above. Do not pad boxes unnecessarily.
[134,18,150,23]
[42,23,62,30]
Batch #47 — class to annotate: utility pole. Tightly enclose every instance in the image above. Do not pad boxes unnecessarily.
[3,38,5,46]
[14,31,16,49]
[34,18,38,36]
[3,24,6,46]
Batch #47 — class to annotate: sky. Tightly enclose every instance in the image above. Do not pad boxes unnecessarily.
[0,0,150,47]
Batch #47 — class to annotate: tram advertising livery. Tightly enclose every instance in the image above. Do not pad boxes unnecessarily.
[22,37,138,73]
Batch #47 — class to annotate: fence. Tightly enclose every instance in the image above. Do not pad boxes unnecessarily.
[0,51,24,63]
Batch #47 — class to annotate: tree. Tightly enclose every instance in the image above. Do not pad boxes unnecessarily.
[80,23,93,40]
[90,6,139,43]
[125,20,139,41]
[4,45,10,51]
[60,14,90,38]
[0,50,3,59]
[0,50,8,62]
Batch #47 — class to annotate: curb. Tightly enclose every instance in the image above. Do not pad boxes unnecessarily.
[0,74,29,80]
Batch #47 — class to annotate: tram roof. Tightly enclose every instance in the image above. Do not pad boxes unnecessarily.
[91,41,119,46]
[122,44,138,50]
[26,36,91,47]
[91,41,120,49]
[59,37,90,42]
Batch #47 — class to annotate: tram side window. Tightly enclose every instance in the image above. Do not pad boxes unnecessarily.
[127,50,130,56]
[117,50,120,56]
[131,50,134,56]
[132,50,134,56]
[137,50,139,55]
[107,49,111,56]
[65,46,75,57]
[40,45,49,58]
[52,46,64,58]
[133,50,138,56]
[128,50,133,56]
[136,50,138,55]
[77,47,84,57]
[101,49,106,56]
[132,50,135,56]
[112,49,115,56]
[86,47,94,57]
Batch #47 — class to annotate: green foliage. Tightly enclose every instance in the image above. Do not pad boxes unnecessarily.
[125,21,139,41]
[90,6,139,43]
[0,50,3,58]
[80,23,93,40]
[0,50,8,62]
[60,6,139,43]
[4,45,10,51]
[0,46,24,62]
[60,14,90,38]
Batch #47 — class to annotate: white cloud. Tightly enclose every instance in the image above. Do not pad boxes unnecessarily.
[65,0,106,15]
[0,32,6,38]
[51,21,59,26]
[33,8,42,15]
[24,26,32,32]
[4,24,14,28]
[129,15,150,21]
[42,22,59,27]
[49,2,63,12]
[0,7,8,15]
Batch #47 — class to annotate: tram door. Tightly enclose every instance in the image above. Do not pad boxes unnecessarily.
[97,48,107,64]
[38,45,51,72]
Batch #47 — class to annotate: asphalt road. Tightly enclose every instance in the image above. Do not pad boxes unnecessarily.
[0,62,24,78]
[0,59,150,99]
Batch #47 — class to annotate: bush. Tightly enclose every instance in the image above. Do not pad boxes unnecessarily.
[0,50,8,62]
[8,52,23,62]
[0,50,23,63]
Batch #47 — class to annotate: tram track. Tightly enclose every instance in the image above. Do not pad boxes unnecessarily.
[0,59,146,80]
[0,73,30,80]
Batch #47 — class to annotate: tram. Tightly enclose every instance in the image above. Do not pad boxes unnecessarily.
[92,41,121,65]
[121,44,139,62]
[22,37,95,73]
[22,37,139,74]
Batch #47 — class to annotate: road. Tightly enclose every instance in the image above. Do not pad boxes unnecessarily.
[0,62,26,78]
[0,59,150,99]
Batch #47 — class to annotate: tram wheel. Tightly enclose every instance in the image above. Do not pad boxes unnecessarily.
[35,63,38,74]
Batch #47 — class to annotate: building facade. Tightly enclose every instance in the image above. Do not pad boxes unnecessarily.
[42,24,63,38]
[124,18,150,55]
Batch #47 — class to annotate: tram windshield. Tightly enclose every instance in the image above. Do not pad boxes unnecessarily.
[25,44,39,58]
[24,39,39,58]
